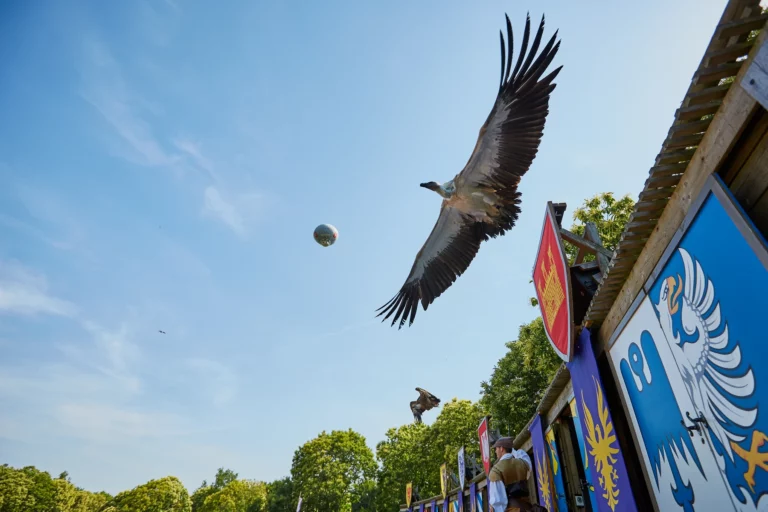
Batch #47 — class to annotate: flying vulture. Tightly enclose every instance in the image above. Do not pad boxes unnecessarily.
[410,387,441,424]
[377,13,562,328]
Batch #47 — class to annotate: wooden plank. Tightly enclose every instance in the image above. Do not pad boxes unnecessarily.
[560,228,613,258]
[664,132,705,150]
[716,13,768,39]
[687,83,733,105]
[545,380,574,427]
[657,148,698,165]
[634,198,669,213]
[706,41,755,65]
[637,186,676,202]
[645,174,685,189]
[597,27,765,349]
[730,130,768,208]
[628,209,664,222]
[694,61,744,85]
[719,107,768,184]
[742,36,768,109]
[624,218,664,230]
[649,163,690,177]
[584,222,610,273]
[677,100,724,121]
[668,118,714,136]
[747,187,768,238]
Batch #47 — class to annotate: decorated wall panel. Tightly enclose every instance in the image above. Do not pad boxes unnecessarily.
[608,177,768,511]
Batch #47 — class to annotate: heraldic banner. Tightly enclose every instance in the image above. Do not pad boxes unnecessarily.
[567,327,638,512]
[530,414,557,512]
[533,202,574,362]
[468,482,476,512]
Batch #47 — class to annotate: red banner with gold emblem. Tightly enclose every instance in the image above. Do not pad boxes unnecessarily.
[532,202,573,362]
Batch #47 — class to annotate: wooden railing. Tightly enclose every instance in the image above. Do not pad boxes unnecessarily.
[399,473,489,512]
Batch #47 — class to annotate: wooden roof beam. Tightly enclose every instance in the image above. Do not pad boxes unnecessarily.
[596,26,766,353]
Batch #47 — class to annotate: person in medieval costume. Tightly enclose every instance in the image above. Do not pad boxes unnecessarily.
[488,437,544,512]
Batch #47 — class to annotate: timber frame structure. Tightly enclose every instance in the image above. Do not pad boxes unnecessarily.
[399,0,768,510]
[511,0,768,510]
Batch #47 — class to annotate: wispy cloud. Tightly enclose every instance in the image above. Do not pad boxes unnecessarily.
[174,138,220,182]
[0,260,77,317]
[79,37,181,171]
[202,186,247,237]
[184,358,237,406]
[6,184,89,252]
[202,186,270,239]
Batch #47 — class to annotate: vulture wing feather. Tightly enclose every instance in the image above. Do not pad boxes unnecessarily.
[377,13,561,329]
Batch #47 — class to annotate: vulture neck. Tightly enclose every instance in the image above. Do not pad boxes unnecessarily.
[435,180,456,199]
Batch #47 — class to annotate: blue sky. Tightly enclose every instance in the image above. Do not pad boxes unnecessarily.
[0,0,729,495]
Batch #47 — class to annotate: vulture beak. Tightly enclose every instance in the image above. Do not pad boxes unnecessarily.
[420,182,437,191]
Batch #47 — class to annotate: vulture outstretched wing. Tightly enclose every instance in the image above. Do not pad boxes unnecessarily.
[377,14,562,329]
[416,387,441,409]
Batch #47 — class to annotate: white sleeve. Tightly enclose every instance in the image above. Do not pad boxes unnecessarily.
[488,479,507,512]
[514,449,533,472]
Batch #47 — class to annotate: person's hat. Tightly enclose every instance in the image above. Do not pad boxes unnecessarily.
[492,437,514,450]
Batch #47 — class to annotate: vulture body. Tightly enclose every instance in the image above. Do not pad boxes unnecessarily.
[377,13,562,328]
[410,387,441,424]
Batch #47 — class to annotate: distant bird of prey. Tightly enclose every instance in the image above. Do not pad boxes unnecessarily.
[377,13,562,329]
[158,330,166,334]
[410,387,441,424]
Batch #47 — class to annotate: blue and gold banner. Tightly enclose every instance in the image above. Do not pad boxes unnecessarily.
[544,424,569,512]
[530,414,558,512]
[568,327,638,511]
[569,397,599,512]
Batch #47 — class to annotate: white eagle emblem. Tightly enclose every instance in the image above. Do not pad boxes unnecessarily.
[655,248,757,461]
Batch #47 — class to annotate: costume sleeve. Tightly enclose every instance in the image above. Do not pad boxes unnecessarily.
[513,449,533,475]
[488,469,507,512]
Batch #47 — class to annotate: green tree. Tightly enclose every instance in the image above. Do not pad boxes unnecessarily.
[53,478,78,511]
[265,478,294,512]
[72,490,110,512]
[480,317,562,438]
[375,399,486,511]
[213,469,239,491]
[290,429,376,512]
[190,485,216,512]
[106,476,191,512]
[531,191,635,307]
[199,480,267,512]
[375,423,431,512]
[564,192,635,263]
[0,465,37,512]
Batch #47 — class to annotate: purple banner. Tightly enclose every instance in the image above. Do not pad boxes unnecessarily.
[468,482,476,512]
[429,500,436,512]
[567,328,638,512]
[442,498,449,512]
[419,503,424,512]
[529,414,556,512]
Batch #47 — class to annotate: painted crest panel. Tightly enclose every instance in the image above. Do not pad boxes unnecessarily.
[609,181,768,511]
[533,202,574,361]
